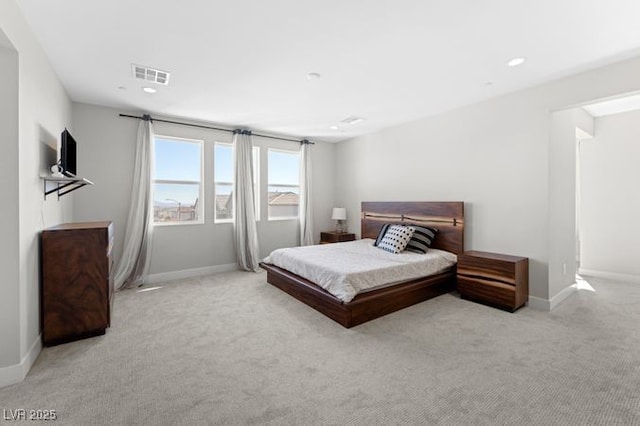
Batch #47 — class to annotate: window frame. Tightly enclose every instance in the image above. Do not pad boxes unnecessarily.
[267,147,301,221]
[152,135,204,226]
[253,146,261,221]
[214,142,260,224]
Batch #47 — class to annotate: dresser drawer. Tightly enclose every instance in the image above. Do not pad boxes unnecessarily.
[320,232,355,244]
[457,276,517,310]
[458,252,525,285]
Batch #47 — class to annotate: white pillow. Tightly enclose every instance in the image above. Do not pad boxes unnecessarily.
[378,225,415,254]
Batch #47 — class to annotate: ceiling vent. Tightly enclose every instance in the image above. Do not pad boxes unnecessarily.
[131,64,170,85]
[341,116,366,125]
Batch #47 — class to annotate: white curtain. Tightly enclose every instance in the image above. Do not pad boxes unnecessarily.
[299,141,314,246]
[114,116,154,289]
[233,130,260,271]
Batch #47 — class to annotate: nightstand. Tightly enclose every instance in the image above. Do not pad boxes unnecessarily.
[320,231,356,244]
[457,250,529,312]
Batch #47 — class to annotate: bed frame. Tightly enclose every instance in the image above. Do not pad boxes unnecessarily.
[260,201,464,328]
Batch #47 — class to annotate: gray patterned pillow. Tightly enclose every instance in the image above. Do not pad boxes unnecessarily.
[378,225,415,254]
[405,225,438,254]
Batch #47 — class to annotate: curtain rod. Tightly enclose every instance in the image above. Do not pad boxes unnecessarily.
[118,113,314,144]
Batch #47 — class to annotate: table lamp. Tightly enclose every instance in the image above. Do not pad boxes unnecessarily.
[332,207,347,233]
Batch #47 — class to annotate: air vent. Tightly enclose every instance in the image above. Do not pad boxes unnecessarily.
[340,116,366,125]
[131,64,170,85]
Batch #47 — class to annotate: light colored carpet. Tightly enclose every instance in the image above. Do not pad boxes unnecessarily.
[1,271,639,425]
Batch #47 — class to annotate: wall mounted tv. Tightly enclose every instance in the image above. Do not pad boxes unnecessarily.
[60,128,77,177]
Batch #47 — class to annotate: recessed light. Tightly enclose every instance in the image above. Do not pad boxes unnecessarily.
[306,72,321,81]
[143,87,157,93]
[329,125,339,130]
[117,86,127,91]
[507,57,525,67]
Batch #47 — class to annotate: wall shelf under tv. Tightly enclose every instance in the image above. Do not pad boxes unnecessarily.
[42,176,94,199]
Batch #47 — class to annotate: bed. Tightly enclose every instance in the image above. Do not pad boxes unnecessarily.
[260,201,464,328]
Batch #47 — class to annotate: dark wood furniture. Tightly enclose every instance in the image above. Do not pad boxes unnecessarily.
[457,250,528,312]
[320,231,356,244]
[261,202,464,328]
[41,221,114,346]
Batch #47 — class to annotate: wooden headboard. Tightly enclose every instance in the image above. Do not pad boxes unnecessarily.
[361,202,464,255]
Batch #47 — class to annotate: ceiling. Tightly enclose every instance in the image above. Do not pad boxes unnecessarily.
[17,0,640,143]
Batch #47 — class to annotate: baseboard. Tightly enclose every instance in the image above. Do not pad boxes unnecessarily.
[0,335,42,389]
[145,263,239,284]
[527,284,577,311]
[549,284,577,310]
[527,296,550,311]
[578,268,640,284]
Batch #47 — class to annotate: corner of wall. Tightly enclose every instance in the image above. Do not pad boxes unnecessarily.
[0,334,41,389]
[529,283,577,311]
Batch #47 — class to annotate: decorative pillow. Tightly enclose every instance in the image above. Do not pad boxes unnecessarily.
[378,225,415,254]
[373,223,392,246]
[405,225,439,254]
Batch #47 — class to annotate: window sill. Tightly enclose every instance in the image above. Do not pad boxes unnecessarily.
[215,219,262,224]
[153,220,204,227]
[268,216,299,222]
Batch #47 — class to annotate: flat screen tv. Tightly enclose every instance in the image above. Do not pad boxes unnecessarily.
[61,129,77,177]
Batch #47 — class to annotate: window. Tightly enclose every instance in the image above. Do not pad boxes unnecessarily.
[152,136,203,224]
[268,148,300,220]
[214,143,233,222]
[214,143,260,222]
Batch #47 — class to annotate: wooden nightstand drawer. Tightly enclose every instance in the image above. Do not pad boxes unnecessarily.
[458,252,524,284]
[457,276,517,309]
[457,250,528,312]
[320,231,355,244]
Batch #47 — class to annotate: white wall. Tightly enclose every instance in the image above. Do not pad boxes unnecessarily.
[335,93,551,300]
[0,0,73,388]
[335,56,640,307]
[0,31,20,376]
[579,109,640,281]
[72,103,335,278]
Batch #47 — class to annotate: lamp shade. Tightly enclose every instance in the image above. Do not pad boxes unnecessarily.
[331,207,347,221]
